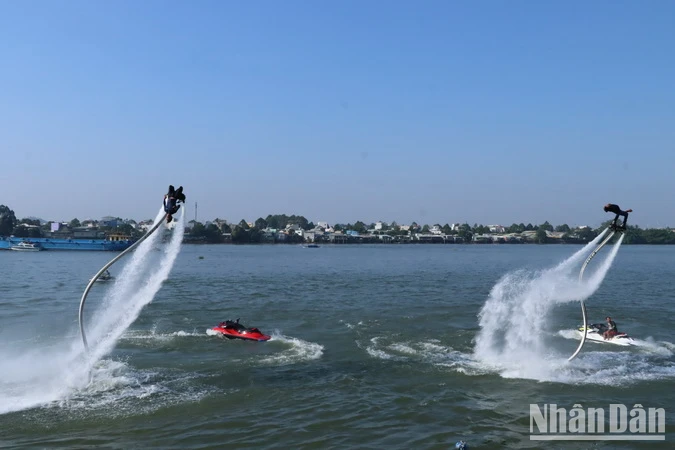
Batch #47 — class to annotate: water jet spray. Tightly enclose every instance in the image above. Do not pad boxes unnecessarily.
[568,227,623,361]
[78,214,167,351]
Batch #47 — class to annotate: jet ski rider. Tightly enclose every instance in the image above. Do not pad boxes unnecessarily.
[603,316,618,340]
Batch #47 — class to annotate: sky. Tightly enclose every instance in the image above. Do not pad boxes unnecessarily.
[1,1,674,228]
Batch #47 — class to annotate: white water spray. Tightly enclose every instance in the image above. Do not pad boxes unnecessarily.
[83,207,185,364]
[0,207,185,415]
[473,230,624,378]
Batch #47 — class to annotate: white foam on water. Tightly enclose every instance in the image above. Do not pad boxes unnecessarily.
[364,336,465,366]
[0,207,186,415]
[122,329,205,341]
[258,332,324,366]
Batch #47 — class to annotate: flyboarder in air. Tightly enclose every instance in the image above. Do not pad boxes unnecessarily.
[164,185,186,223]
[603,204,632,231]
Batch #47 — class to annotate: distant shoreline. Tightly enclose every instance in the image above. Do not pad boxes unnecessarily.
[181,239,673,246]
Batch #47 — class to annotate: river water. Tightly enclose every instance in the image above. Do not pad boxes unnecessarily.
[1,227,673,448]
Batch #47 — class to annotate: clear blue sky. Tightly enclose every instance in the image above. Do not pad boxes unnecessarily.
[1,1,673,227]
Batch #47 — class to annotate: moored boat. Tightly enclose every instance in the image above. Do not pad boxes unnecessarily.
[9,241,42,252]
[0,235,135,251]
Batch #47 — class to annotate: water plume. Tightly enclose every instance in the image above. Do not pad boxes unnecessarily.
[473,229,624,379]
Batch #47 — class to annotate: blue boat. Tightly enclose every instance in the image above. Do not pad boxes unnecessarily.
[0,235,135,251]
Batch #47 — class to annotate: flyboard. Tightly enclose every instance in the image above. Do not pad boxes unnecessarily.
[568,226,625,361]
[78,187,183,352]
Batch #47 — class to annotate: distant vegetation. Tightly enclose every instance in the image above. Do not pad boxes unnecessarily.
[185,216,675,245]
[2,204,675,244]
[0,204,143,239]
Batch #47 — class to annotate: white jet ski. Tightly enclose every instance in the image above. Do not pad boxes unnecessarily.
[577,323,635,346]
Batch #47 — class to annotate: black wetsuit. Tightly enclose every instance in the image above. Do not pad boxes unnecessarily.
[163,185,185,222]
[605,204,629,228]
[164,195,180,215]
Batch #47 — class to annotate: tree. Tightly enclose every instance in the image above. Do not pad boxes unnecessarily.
[422,224,430,233]
[535,228,548,244]
[474,224,488,235]
[296,216,311,230]
[621,226,646,244]
[353,221,367,233]
[238,219,250,230]
[442,224,452,234]
[333,224,343,231]
[69,218,81,228]
[116,223,135,236]
[0,205,17,235]
[506,223,524,233]
[577,227,597,242]
[231,225,248,243]
[539,221,554,232]
[220,223,232,233]
[204,223,224,243]
[457,226,472,241]
[265,215,280,229]
[254,217,268,230]
[555,224,570,233]
[13,224,42,238]
[20,218,41,226]
[190,222,205,235]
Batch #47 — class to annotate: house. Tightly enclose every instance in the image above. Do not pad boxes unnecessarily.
[489,225,505,233]
[285,223,304,235]
[213,219,229,230]
[316,221,333,232]
[100,216,120,227]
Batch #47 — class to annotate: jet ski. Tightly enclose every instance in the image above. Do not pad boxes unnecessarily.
[577,323,635,346]
[210,319,271,342]
[95,270,114,282]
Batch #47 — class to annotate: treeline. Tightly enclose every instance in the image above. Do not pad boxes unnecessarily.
[4,203,675,245]
[187,214,311,244]
[187,216,675,245]
[0,205,141,238]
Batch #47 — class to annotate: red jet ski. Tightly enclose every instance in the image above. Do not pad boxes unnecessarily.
[211,319,271,342]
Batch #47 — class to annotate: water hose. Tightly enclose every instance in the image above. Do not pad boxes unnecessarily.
[567,228,617,361]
